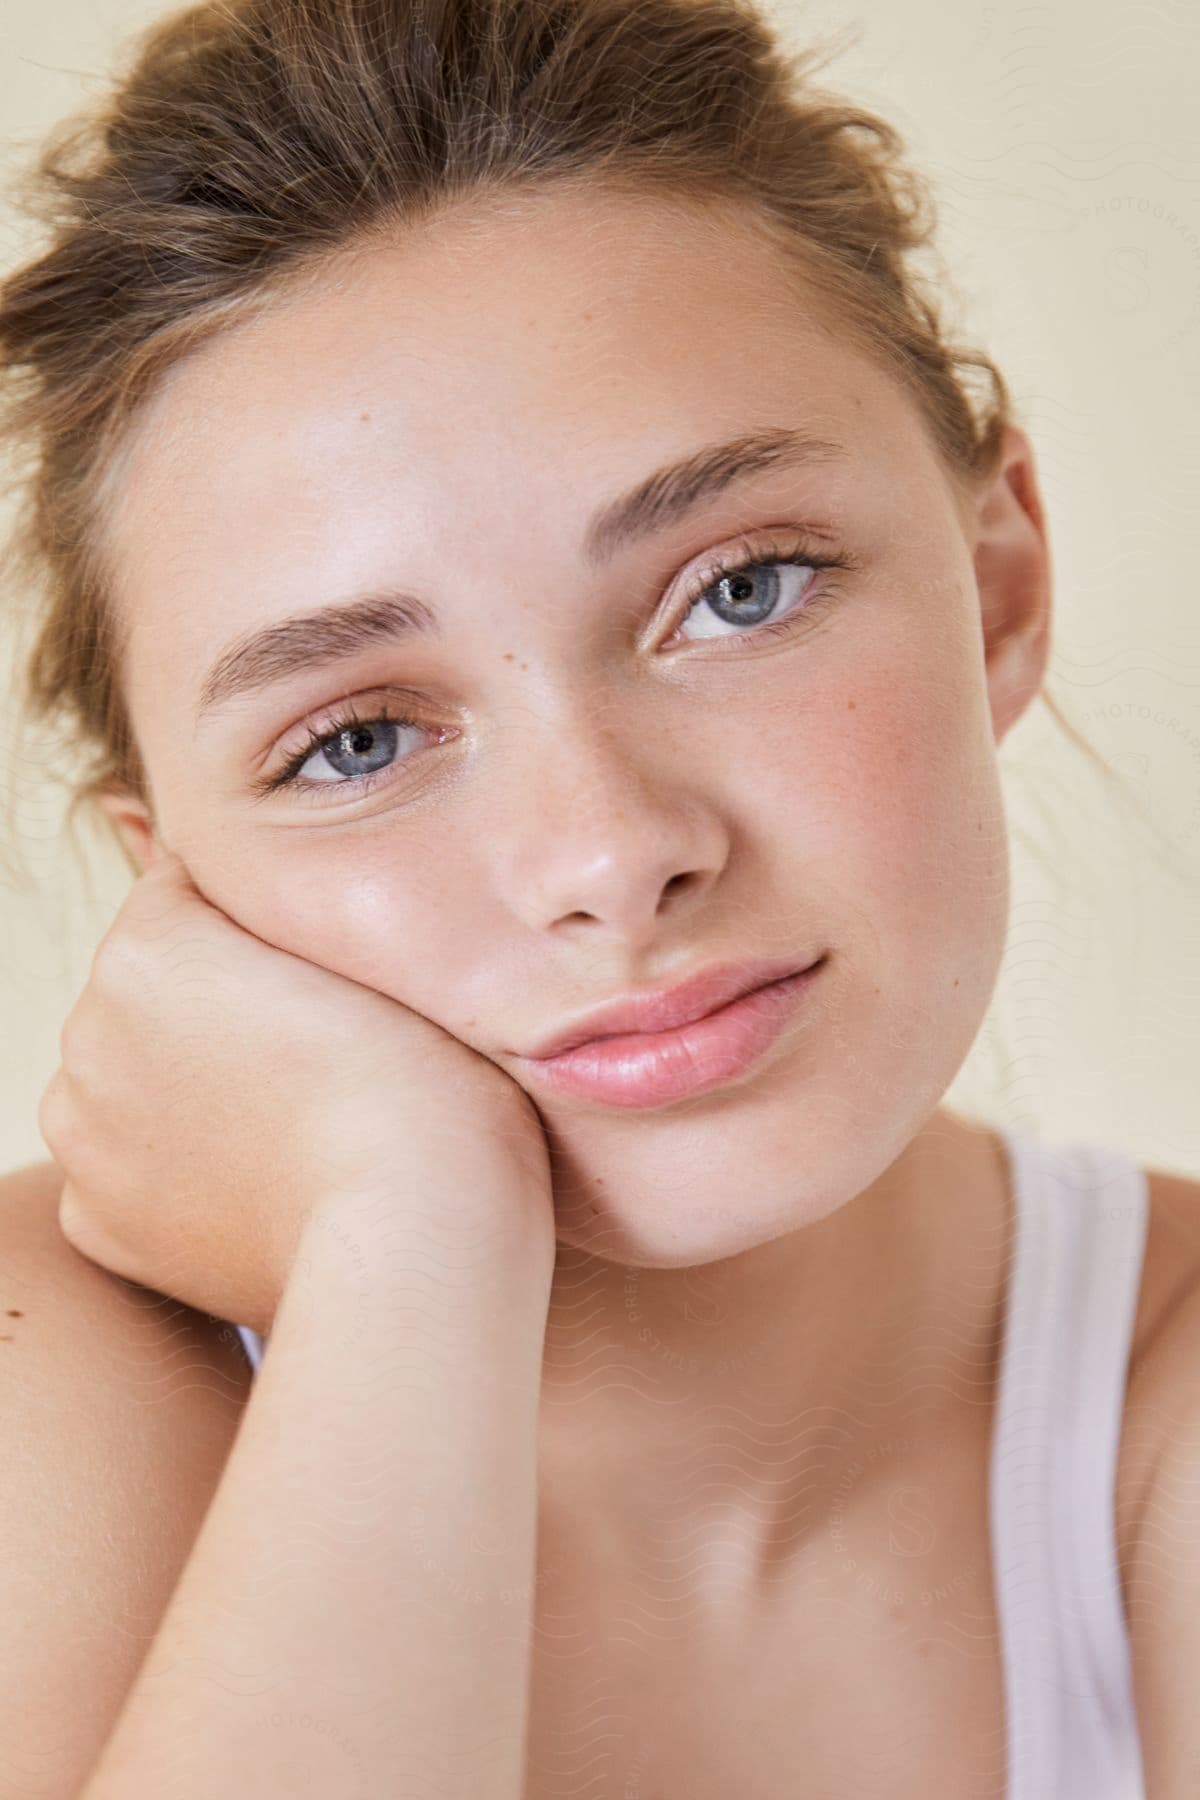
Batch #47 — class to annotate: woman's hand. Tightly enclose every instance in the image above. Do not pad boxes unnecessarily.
[38,851,554,1336]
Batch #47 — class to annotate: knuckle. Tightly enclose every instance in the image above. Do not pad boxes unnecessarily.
[57,1007,110,1088]
[58,1005,89,1064]
[90,926,141,989]
[57,1185,92,1250]
[37,1071,74,1150]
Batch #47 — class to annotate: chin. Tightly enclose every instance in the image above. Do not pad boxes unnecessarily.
[547,1134,849,1269]
[531,941,990,1268]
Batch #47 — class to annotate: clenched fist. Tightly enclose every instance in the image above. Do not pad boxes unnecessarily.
[38,851,554,1335]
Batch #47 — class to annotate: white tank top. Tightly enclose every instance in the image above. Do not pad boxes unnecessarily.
[228,1122,1149,1797]
[988,1125,1148,1798]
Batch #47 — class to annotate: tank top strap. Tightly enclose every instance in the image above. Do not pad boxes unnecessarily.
[234,1321,265,1372]
[990,1124,1148,1800]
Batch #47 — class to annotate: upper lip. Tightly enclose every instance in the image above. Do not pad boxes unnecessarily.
[518,954,824,1060]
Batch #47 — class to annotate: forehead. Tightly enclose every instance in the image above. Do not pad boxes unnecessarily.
[105,186,932,661]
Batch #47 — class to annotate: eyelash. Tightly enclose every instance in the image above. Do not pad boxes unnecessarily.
[254,531,858,804]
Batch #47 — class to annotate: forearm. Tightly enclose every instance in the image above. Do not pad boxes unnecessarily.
[80,1188,554,1800]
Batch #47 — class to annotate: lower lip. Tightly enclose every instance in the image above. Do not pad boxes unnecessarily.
[515,958,826,1110]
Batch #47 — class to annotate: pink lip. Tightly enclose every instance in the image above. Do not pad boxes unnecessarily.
[520,955,823,1060]
[512,957,826,1109]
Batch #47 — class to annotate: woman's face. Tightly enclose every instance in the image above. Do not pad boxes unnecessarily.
[102,185,1049,1267]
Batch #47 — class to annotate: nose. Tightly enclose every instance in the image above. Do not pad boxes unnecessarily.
[492,702,730,949]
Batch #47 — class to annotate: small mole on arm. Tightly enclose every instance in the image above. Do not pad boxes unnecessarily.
[7,1309,22,1317]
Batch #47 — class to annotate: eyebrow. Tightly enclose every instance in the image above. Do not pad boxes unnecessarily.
[195,424,849,720]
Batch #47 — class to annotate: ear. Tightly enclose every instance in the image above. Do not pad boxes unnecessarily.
[95,785,163,878]
[968,423,1053,747]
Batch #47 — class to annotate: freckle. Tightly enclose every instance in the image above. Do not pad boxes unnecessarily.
[519,662,528,671]
[0,1335,11,1342]
[7,1309,22,1317]
[360,411,371,421]
[502,651,515,661]
[847,699,856,710]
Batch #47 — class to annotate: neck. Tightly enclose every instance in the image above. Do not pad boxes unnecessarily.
[537,1106,1012,1489]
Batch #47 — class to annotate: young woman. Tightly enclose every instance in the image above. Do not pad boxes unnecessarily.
[1,1,1197,1795]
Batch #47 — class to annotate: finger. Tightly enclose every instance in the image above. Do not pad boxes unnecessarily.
[56,1179,92,1250]
[56,1179,132,1277]
[37,1065,75,1161]
[128,847,264,951]
[141,846,200,890]
[131,846,209,908]
[109,847,219,950]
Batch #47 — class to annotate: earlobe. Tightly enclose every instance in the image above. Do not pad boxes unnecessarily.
[971,424,1053,746]
[95,785,162,877]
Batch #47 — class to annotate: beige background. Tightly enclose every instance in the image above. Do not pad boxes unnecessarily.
[1,0,1197,1180]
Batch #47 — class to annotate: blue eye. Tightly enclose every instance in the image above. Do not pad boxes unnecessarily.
[251,532,857,805]
[669,534,855,647]
[253,699,444,802]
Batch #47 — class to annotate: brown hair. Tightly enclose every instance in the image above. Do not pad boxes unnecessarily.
[0,0,1100,878]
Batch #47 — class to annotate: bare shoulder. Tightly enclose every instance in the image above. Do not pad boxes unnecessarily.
[1111,1160,1200,1796]
[0,1157,253,1798]
[0,1154,255,1399]
[1120,1161,1200,1515]
[1128,1160,1200,1383]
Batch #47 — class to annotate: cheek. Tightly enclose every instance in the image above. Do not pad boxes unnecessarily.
[225,847,452,1008]
[832,662,1009,975]
[751,642,1007,963]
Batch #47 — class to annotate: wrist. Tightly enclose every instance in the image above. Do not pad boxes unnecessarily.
[259,1188,552,1372]
[294,1172,556,1300]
